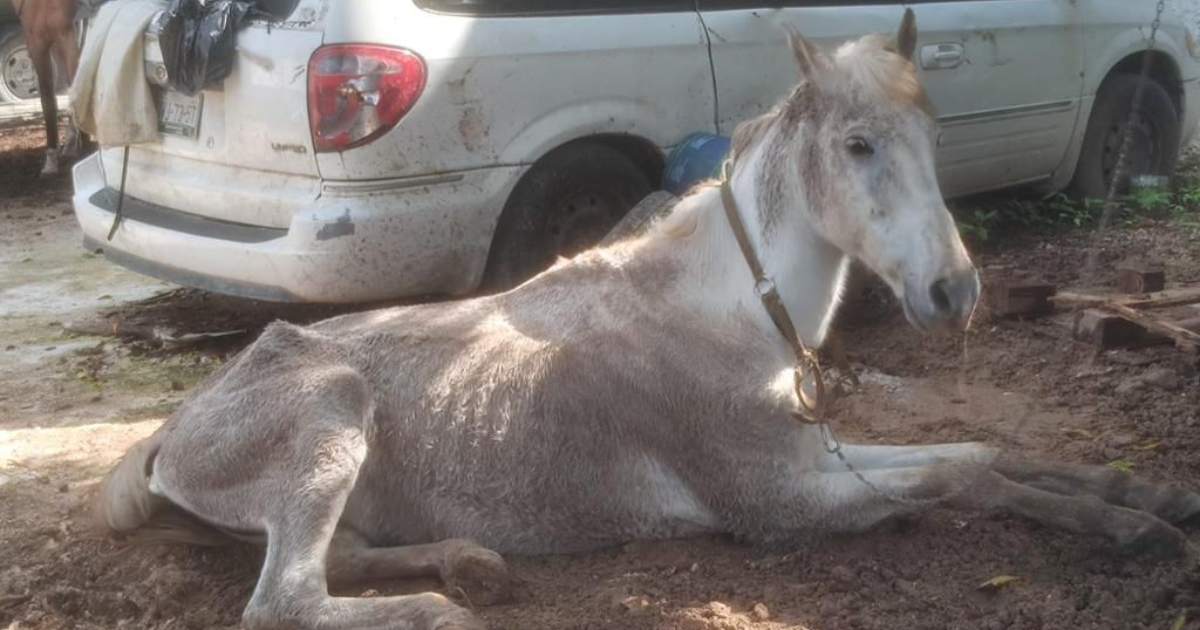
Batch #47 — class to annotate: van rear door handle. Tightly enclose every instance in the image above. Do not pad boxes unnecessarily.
[920,43,964,70]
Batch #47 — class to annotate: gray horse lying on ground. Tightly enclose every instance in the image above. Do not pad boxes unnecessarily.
[94,12,1200,630]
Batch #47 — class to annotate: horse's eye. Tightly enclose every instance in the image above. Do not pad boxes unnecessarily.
[846,136,874,157]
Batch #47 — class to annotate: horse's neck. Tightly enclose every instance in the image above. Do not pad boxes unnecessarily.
[731,149,850,347]
[652,145,849,352]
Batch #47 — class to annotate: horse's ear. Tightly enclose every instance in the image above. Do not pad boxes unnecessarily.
[894,8,918,60]
[785,25,827,80]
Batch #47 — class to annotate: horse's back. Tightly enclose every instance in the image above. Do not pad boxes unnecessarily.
[331,271,784,551]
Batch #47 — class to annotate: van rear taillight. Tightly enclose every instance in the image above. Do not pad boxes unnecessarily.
[307,45,426,153]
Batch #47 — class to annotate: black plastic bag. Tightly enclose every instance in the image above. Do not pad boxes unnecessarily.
[157,0,260,96]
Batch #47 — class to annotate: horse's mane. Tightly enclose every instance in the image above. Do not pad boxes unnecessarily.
[834,34,934,117]
[624,31,931,249]
[730,31,932,169]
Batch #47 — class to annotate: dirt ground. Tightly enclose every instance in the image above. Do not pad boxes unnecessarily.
[2,125,1199,630]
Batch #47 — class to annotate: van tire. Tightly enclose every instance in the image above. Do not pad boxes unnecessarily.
[482,142,652,292]
[1069,72,1180,200]
[0,27,32,103]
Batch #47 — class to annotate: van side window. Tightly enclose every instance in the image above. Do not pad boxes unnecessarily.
[698,1,900,7]
[416,0,694,16]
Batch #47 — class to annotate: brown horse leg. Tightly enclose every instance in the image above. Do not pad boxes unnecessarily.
[54,28,80,81]
[29,36,60,176]
[52,31,82,159]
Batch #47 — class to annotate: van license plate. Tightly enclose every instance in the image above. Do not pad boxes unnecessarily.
[159,91,203,139]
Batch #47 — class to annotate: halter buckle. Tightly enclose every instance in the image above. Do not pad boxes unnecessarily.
[754,278,777,299]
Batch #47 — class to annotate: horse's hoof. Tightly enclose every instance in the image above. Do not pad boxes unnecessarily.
[444,543,513,606]
[40,153,60,177]
[1167,491,1200,527]
[1120,519,1191,559]
[432,608,486,630]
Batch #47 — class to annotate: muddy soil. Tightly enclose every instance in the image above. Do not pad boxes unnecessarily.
[2,125,1200,630]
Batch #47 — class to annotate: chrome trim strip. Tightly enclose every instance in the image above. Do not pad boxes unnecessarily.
[938,99,1076,125]
[322,173,466,196]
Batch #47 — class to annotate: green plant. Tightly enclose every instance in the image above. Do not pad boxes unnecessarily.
[956,207,999,243]
[1130,186,1173,213]
[951,163,1200,245]
[1045,193,1099,228]
[1180,184,1200,208]
[953,194,1098,246]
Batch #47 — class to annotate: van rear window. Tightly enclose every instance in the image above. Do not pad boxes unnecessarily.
[255,0,302,20]
[415,0,694,16]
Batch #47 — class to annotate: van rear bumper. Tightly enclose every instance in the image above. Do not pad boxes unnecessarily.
[72,152,522,303]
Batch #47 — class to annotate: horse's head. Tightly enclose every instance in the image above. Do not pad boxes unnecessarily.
[742,11,978,331]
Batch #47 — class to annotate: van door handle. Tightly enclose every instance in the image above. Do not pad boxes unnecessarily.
[920,43,964,70]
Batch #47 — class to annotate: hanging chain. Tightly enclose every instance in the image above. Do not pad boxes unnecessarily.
[1085,0,1167,279]
[821,425,960,507]
[817,336,989,508]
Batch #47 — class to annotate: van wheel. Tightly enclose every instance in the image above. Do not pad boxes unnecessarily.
[482,143,652,292]
[0,28,38,103]
[1069,72,1180,200]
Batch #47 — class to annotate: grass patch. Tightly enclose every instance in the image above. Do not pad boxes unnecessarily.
[952,193,1106,247]
[952,159,1200,247]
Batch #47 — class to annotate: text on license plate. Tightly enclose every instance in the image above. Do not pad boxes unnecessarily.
[159,91,203,139]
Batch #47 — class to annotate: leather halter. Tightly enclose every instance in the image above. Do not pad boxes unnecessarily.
[719,164,826,424]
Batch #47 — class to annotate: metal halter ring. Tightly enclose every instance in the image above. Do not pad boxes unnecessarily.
[791,352,826,424]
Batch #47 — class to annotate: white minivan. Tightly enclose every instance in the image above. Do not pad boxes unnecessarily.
[72,0,1200,303]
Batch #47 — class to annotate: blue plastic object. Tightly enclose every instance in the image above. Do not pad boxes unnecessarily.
[662,132,731,196]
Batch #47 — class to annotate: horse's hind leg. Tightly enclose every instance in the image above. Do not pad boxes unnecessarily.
[246,487,481,630]
[328,531,513,606]
[155,367,480,630]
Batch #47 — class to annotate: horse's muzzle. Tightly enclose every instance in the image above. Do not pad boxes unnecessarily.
[904,269,980,332]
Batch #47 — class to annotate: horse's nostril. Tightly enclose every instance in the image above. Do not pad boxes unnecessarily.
[929,278,953,314]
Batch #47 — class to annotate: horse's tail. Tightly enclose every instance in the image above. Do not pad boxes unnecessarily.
[92,430,232,547]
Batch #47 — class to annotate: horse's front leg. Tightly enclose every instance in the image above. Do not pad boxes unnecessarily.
[731,459,981,536]
[816,441,998,472]
[820,441,1199,529]
[799,448,1194,555]
[991,456,1200,526]
[950,468,1193,554]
